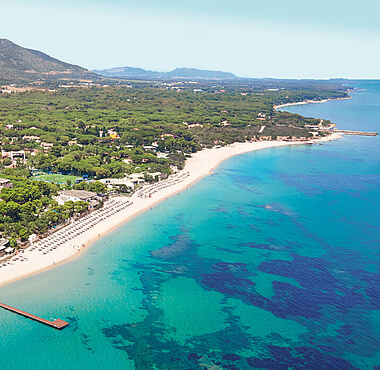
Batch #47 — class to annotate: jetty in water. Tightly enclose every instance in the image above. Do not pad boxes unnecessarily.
[331,129,378,136]
[0,302,69,330]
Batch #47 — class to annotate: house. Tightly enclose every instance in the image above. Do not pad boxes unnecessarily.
[100,174,144,189]
[23,135,40,142]
[128,173,145,186]
[0,238,9,256]
[0,178,13,189]
[1,150,26,165]
[170,165,178,173]
[157,152,168,159]
[24,148,39,156]
[9,150,26,162]
[55,190,97,207]
[41,142,54,152]
[4,247,13,254]
[100,178,123,186]
[147,172,167,180]
[107,129,119,139]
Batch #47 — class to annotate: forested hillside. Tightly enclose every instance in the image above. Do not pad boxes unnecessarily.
[0,39,99,83]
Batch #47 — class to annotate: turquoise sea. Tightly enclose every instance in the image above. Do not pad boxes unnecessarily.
[0,81,379,369]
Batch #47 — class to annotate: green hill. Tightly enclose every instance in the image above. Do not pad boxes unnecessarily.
[0,38,99,83]
[93,66,238,80]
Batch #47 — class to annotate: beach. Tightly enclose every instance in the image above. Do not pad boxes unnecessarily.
[0,134,341,289]
[274,96,351,110]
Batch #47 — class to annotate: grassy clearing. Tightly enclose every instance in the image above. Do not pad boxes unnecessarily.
[32,174,79,184]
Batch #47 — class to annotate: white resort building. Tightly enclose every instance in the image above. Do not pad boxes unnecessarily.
[54,190,98,207]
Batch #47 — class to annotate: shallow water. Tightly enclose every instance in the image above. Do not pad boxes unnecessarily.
[0,81,379,369]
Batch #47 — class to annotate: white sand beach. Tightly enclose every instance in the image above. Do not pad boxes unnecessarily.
[274,96,351,110]
[0,134,341,289]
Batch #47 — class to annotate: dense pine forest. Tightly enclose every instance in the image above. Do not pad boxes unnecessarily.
[0,79,349,246]
[0,81,347,176]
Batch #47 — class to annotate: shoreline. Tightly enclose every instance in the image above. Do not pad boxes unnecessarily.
[0,134,342,289]
[274,96,352,110]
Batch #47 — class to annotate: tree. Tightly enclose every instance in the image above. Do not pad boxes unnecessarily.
[63,201,75,217]
[18,227,29,241]
[50,145,62,157]
[3,157,12,166]
[78,120,86,131]
[93,167,111,178]
[9,238,17,248]
[4,201,21,220]
[35,217,49,234]
[74,201,88,214]
[87,181,106,193]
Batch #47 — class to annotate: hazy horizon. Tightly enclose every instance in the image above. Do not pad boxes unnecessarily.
[2,0,380,79]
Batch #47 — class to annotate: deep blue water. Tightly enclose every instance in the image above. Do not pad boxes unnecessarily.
[0,81,379,369]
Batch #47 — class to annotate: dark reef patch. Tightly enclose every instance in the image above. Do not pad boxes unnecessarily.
[102,206,379,369]
[150,233,196,260]
[246,345,359,369]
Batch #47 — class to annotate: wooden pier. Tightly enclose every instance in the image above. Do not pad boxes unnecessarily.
[0,302,69,330]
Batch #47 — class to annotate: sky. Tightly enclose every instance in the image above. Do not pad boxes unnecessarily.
[1,0,380,79]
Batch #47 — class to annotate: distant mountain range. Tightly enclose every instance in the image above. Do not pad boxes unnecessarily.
[93,66,238,80]
[0,38,99,83]
[0,38,237,83]
[1,39,350,85]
